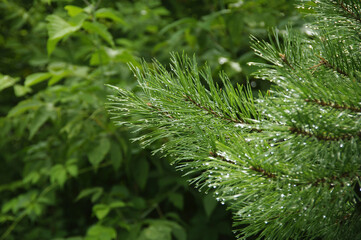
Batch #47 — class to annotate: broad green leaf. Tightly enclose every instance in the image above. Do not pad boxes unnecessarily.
[65,5,84,17]
[95,8,126,25]
[0,74,19,91]
[48,72,68,86]
[24,72,52,87]
[109,201,125,208]
[46,13,87,55]
[87,138,111,167]
[138,223,172,240]
[47,62,70,85]
[92,204,110,220]
[111,49,140,67]
[7,99,43,117]
[26,202,43,218]
[66,159,78,177]
[1,198,17,214]
[13,84,32,97]
[76,187,103,202]
[89,49,110,66]
[23,171,41,184]
[50,164,67,187]
[82,21,114,46]
[0,214,14,223]
[86,225,116,240]
[2,191,38,214]
[66,165,78,177]
[28,106,54,139]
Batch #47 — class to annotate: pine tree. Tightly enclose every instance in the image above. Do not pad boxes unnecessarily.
[108,1,361,239]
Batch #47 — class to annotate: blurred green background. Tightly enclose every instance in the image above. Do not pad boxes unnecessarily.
[0,0,299,239]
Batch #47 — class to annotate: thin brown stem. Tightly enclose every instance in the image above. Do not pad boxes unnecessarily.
[146,102,174,119]
[184,95,244,123]
[318,56,348,77]
[305,98,361,113]
[209,151,277,179]
[279,53,295,70]
[289,126,361,141]
[338,1,361,23]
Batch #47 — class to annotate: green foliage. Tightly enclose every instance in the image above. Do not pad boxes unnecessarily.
[0,0,297,239]
[108,0,361,239]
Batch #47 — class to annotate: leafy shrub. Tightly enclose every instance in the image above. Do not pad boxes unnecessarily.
[0,0,297,239]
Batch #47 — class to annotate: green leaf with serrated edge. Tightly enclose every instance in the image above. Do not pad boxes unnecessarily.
[66,159,78,177]
[75,187,103,202]
[66,165,78,177]
[86,225,116,240]
[0,215,14,223]
[64,5,83,17]
[50,164,67,187]
[82,21,114,46]
[46,13,87,55]
[87,138,111,167]
[48,72,68,86]
[95,8,126,25]
[0,74,19,91]
[24,72,52,87]
[28,106,53,139]
[23,171,40,184]
[92,204,110,220]
[13,84,32,97]
[138,224,172,240]
[7,99,43,117]
[109,201,125,208]
[89,48,110,66]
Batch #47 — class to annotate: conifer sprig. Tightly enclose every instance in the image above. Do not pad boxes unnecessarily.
[108,0,361,239]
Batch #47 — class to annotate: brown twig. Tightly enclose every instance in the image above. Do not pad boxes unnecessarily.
[146,102,174,119]
[209,151,277,179]
[184,95,243,123]
[279,53,295,70]
[289,126,360,141]
[305,98,361,113]
[249,166,277,178]
[338,1,361,23]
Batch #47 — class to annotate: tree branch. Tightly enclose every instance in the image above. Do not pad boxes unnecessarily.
[289,126,361,141]
[336,0,361,23]
[305,98,361,113]
[184,95,244,123]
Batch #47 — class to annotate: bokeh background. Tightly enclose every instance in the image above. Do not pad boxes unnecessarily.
[0,0,300,239]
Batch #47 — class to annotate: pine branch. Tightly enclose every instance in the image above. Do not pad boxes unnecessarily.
[304,98,361,113]
[334,0,361,23]
[108,1,361,238]
[185,94,244,124]
[289,126,361,141]
[311,55,349,77]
